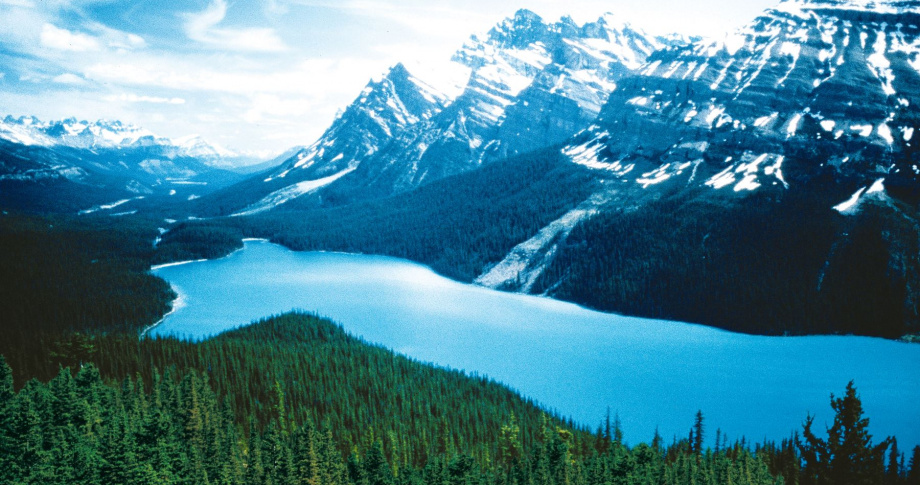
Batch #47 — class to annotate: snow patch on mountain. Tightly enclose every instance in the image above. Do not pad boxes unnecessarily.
[78,196,145,215]
[475,189,616,292]
[834,178,887,214]
[234,168,356,217]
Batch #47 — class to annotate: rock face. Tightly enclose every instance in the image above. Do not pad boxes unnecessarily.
[211,10,670,216]
[561,0,920,198]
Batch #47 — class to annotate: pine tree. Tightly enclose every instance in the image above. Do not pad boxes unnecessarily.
[0,355,14,483]
[365,441,394,485]
[800,381,890,485]
[908,446,920,485]
[295,420,321,485]
[0,355,13,409]
[498,414,522,469]
[246,426,266,485]
[693,411,704,455]
[612,413,624,447]
[888,438,902,484]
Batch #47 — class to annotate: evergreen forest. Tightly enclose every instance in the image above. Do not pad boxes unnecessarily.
[1,210,918,484]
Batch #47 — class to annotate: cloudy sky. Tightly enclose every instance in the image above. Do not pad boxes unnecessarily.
[0,0,777,156]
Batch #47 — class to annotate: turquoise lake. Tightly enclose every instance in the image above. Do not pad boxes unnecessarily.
[151,239,920,449]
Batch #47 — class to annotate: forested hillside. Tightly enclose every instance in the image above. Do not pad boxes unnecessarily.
[0,212,174,382]
[2,323,917,484]
[2,212,918,484]
[534,189,920,338]
[184,146,598,282]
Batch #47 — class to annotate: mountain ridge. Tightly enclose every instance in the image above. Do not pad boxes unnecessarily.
[199,9,672,216]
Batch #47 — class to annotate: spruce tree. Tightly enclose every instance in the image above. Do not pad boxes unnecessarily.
[0,355,13,408]
[800,381,890,485]
[693,411,704,455]
[888,438,902,484]
[908,446,920,485]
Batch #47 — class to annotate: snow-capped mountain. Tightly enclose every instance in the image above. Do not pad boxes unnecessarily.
[472,0,920,336]
[209,9,672,216]
[0,115,241,163]
[0,116,156,149]
[175,135,239,162]
[560,0,919,199]
[0,115,250,213]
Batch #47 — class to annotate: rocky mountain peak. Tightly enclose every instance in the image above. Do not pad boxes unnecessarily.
[229,7,677,215]
[563,0,920,209]
[484,9,552,50]
[0,114,241,164]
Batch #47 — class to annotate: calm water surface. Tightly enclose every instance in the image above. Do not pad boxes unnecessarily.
[151,240,920,448]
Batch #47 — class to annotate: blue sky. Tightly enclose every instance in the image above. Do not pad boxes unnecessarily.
[0,0,776,155]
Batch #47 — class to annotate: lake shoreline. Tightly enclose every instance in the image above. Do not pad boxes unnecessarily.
[148,240,920,450]
[161,239,915,343]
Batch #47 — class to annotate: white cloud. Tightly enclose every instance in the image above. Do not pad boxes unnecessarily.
[104,93,186,105]
[184,0,287,52]
[264,0,289,15]
[84,56,381,98]
[52,72,86,84]
[40,23,100,51]
[288,0,494,42]
[84,21,146,51]
[0,0,35,7]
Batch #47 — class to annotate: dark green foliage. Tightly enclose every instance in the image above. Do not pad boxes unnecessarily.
[221,146,598,282]
[0,290,909,485]
[87,312,587,467]
[799,381,891,485]
[692,411,704,455]
[0,212,174,384]
[536,188,918,337]
[0,352,795,485]
[889,439,903,485]
[152,221,244,265]
[909,446,920,485]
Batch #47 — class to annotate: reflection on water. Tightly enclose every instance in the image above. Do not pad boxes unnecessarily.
[152,240,920,448]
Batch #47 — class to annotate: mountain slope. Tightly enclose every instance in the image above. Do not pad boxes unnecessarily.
[500,0,920,337]
[559,0,919,197]
[199,10,670,216]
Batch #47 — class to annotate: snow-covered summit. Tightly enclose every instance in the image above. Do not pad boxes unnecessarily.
[175,135,238,159]
[0,115,239,163]
[561,0,920,209]
[0,115,158,149]
[219,9,676,216]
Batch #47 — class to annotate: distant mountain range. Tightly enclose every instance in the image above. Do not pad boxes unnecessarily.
[0,116,269,213]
